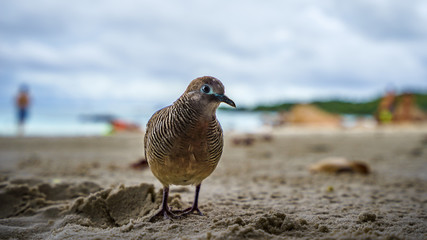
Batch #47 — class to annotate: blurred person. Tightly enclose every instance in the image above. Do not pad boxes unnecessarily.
[15,85,31,136]
[376,91,395,124]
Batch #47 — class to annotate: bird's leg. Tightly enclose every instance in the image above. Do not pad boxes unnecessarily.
[149,186,180,222]
[173,184,203,216]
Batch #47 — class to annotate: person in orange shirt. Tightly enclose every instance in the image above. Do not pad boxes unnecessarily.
[16,85,31,135]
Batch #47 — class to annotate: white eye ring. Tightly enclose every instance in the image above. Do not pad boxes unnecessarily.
[201,84,211,94]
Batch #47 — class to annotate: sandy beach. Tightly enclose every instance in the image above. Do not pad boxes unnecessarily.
[0,128,426,240]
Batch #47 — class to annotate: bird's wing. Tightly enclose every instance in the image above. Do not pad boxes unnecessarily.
[206,118,224,166]
[144,106,177,165]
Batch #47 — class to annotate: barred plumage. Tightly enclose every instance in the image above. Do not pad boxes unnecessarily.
[145,76,235,221]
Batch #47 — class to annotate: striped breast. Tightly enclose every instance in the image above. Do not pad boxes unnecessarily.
[144,99,224,186]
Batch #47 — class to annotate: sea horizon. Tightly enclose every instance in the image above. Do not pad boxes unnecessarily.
[0,102,267,136]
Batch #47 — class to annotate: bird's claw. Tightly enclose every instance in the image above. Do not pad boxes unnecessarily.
[172,206,204,216]
[149,207,182,222]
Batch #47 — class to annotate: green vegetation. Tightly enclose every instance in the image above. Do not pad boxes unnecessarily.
[310,99,380,115]
[415,93,427,110]
[220,93,427,115]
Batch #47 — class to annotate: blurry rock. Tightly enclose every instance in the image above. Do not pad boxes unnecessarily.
[309,157,370,174]
[232,135,256,146]
[358,212,376,222]
[261,134,273,142]
[287,104,341,127]
[130,158,149,170]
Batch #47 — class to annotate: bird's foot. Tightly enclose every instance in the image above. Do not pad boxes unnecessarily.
[172,206,203,216]
[149,207,181,222]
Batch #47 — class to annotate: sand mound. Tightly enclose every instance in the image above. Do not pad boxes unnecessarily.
[0,180,102,219]
[253,212,308,234]
[0,184,46,218]
[0,178,186,230]
[67,183,158,227]
[209,211,313,239]
[0,179,170,239]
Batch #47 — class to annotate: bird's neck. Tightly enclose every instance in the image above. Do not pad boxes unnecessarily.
[174,95,218,122]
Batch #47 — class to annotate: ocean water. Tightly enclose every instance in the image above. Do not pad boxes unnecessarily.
[0,106,266,136]
[0,103,373,137]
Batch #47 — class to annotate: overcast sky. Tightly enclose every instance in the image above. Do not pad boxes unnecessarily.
[1,0,427,108]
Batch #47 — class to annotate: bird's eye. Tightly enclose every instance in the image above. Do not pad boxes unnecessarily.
[201,85,211,93]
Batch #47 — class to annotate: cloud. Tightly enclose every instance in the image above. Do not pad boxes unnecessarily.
[1,0,427,107]
[331,0,427,40]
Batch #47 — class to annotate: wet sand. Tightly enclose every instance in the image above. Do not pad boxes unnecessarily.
[0,128,426,239]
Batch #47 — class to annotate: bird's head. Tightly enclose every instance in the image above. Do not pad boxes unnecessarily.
[183,76,236,112]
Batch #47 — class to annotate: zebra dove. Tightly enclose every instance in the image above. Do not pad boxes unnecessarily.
[145,76,235,221]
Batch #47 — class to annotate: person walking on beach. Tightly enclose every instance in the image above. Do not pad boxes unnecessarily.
[15,85,31,136]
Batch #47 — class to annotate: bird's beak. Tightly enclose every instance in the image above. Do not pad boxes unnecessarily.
[215,94,236,108]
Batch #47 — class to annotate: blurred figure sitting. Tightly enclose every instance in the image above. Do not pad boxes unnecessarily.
[109,119,142,134]
[393,93,427,123]
[16,85,31,136]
